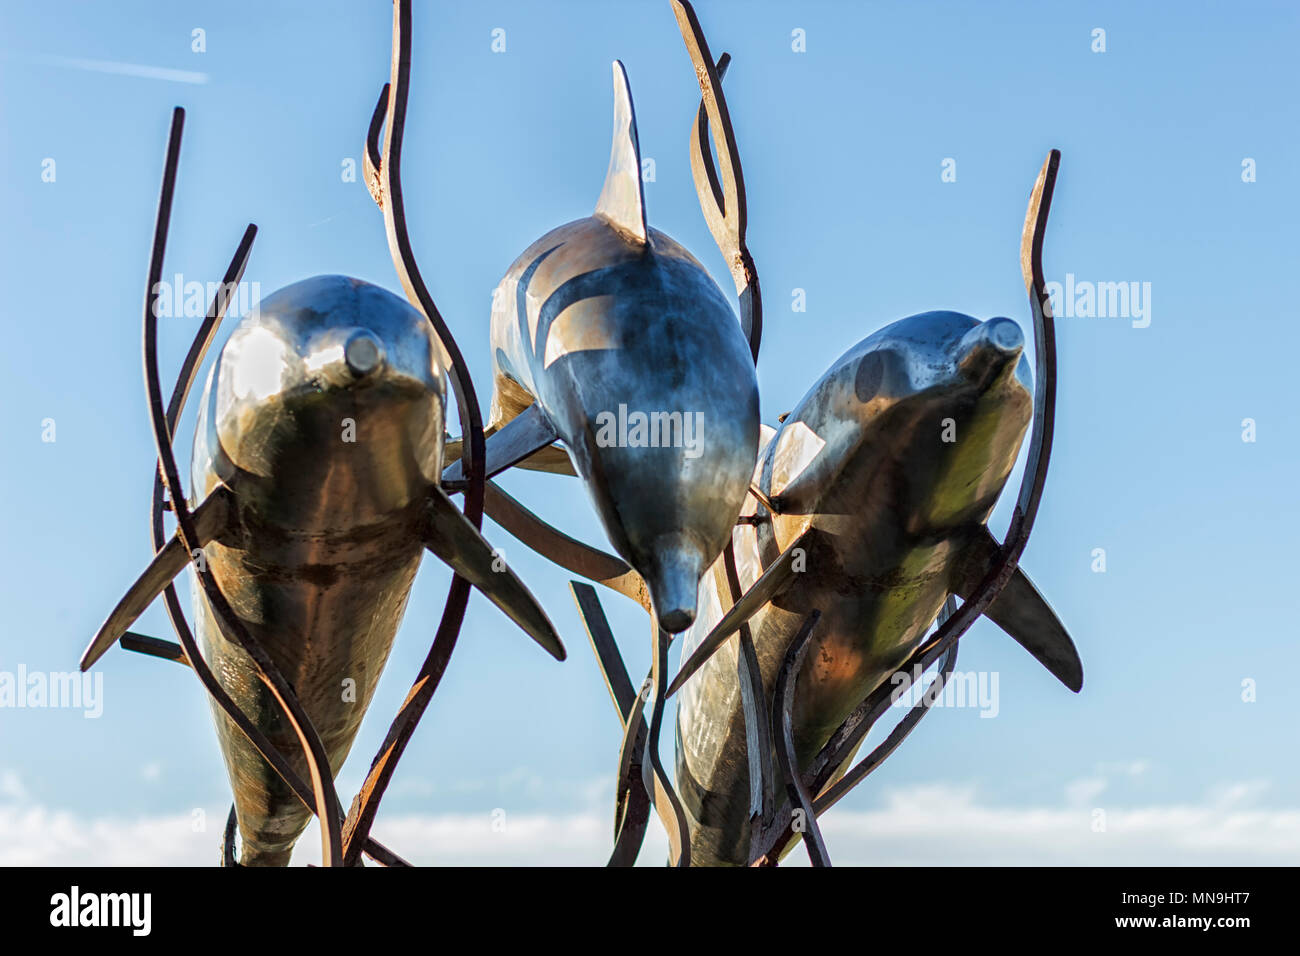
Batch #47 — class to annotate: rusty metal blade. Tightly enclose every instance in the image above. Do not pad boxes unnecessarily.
[667,529,811,698]
[773,610,829,865]
[569,581,653,864]
[571,582,637,721]
[673,0,761,360]
[442,403,559,486]
[484,480,650,610]
[120,632,189,667]
[341,0,492,866]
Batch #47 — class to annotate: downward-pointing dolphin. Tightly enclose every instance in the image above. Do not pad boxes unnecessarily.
[466,61,760,633]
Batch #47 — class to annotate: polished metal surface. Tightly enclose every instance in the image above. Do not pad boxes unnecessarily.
[189,275,447,865]
[674,310,1035,865]
[487,59,759,634]
[76,0,1082,870]
[81,0,564,868]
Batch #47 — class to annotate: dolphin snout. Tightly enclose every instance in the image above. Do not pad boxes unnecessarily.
[343,329,385,379]
[306,327,387,387]
[645,534,706,634]
[958,317,1023,382]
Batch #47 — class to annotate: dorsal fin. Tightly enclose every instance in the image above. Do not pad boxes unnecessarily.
[594,60,649,245]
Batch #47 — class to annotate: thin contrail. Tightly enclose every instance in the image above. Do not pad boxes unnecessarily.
[18,53,209,85]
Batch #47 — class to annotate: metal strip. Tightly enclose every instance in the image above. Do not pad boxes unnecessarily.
[643,624,692,866]
[772,611,829,866]
[485,480,651,610]
[569,581,652,865]
[672,0,761,361]
[723,545,775,842]
[814,639,959,817]
[340,0,490,866]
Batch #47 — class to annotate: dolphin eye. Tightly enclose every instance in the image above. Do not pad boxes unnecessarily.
[854,351,885,402]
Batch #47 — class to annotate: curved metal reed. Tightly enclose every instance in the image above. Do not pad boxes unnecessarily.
[772,611,828,865]
[340,0,491,866]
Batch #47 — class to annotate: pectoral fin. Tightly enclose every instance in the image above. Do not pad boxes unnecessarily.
[80,485,234,671]
[956,526,1083,692]
[423,488,566,661]
[442,403,563,484]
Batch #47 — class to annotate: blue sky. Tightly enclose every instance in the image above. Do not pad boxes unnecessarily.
[1,0,1297,865]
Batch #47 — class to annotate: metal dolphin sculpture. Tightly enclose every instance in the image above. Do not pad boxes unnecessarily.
[80,111,564,867]
[491,0,775,867]
[443,55,760,636]
[667,153,1082,866]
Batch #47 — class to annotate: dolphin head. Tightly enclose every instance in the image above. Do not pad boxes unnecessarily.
[193,275,446,525]
[766,310,1033,533]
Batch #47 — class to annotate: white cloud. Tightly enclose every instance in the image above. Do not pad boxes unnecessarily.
[784,782,1300,867]
[0,806,213,867]
[0,771,27,802]
[1098,759,1150,777]
[12,53,209,85]
[1064,776,1108,806]
[2,772,1296,866]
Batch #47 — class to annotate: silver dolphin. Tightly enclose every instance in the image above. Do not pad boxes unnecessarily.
[449,60,760,635]
[82,274,565,866]
[669,155,1083,865]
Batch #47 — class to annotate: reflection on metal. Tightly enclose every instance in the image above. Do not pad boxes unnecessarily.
[80,0,561,868]
[483,44,760,635]
[133,108,342,868]
[574,142,1076,865]
[77,0,1081,870]
[679,151,1074,867]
